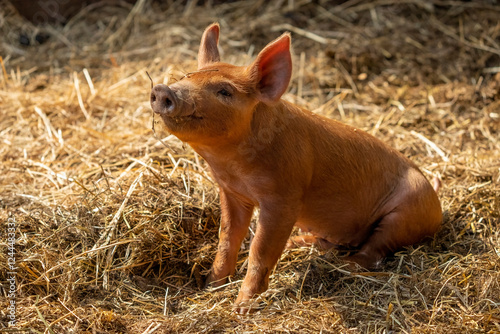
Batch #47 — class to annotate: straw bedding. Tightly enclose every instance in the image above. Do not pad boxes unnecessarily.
[0,0,499,332]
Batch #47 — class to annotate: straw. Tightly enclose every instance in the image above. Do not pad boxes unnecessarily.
[0,0,499,332]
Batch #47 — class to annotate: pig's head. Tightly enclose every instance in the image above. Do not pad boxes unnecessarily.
[150,23,292,144]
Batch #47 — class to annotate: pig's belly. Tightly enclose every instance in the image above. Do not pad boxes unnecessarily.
[295,200,382,248]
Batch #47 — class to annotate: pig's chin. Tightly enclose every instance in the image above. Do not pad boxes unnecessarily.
[160,113,204,132]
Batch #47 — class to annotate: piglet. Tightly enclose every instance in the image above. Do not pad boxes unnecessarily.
[150,23,442,313]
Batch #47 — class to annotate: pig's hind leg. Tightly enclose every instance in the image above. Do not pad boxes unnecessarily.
[343,212,405,270]
[344,183,442,270]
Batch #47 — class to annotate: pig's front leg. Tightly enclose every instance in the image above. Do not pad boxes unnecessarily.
[234,199,299,314]
[206,187,254,288]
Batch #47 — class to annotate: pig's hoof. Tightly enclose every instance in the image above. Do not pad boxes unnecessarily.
[343,252,380,271]
[286,235,338,251]
[234,291,262,314]
[233,299,260,315]
[285,237,302,249]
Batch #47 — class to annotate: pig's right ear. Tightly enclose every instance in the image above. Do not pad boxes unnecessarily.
[250,33,292,104]
[198,23,220,69]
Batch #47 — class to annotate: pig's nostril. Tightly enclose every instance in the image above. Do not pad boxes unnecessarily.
[164,97,173,109]
[151,92,156,103]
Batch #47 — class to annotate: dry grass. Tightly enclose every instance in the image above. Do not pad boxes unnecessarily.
[0,0,499,333]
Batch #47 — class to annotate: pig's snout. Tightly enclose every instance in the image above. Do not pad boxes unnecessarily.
[151,84,177,116]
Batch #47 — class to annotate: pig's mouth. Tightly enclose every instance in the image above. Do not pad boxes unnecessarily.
[161,112,203,126]
[172,114,203,123]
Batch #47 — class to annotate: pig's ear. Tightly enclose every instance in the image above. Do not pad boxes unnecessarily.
[250,33,292,103]
[198,23,220,69]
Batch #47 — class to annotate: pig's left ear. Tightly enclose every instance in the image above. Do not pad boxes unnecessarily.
[198,23,220,69]
[250,33,292,103]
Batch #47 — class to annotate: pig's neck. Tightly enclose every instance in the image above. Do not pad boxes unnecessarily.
[190,100,295,167]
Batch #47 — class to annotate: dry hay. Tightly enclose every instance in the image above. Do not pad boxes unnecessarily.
[0,0,499,333]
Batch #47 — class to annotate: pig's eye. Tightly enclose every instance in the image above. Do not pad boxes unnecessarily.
[217,89,232,97]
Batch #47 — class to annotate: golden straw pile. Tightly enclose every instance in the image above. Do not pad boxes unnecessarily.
[0,0,499,332]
